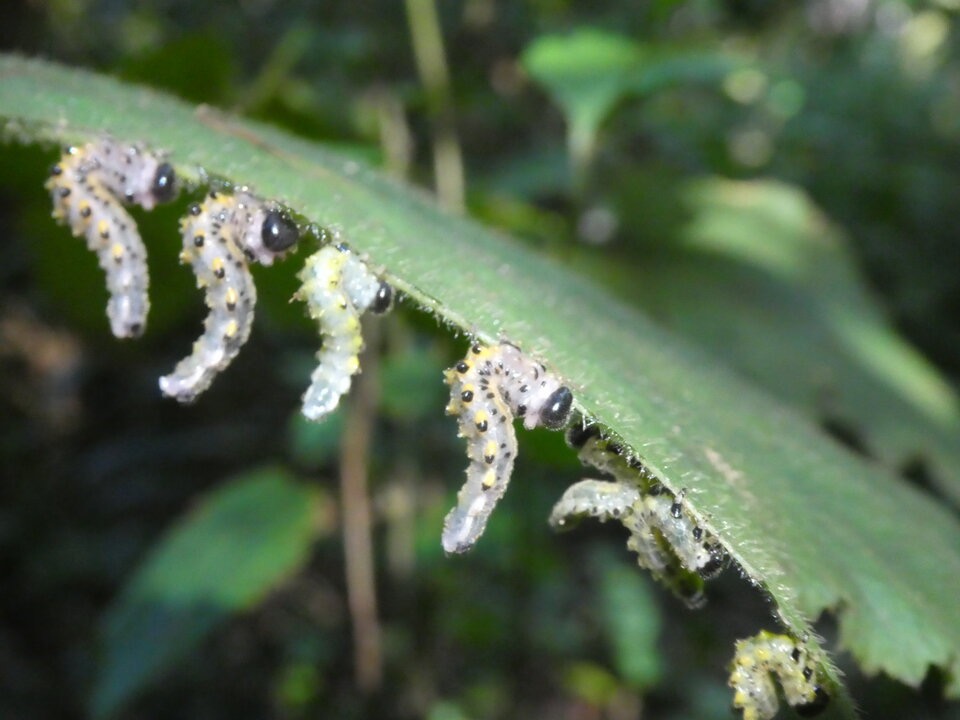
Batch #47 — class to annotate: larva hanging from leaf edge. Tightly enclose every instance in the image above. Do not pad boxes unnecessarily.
[46,138,178,338]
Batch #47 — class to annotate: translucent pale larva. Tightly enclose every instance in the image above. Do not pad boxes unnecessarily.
[295,243,393,421]
[729,630,830,720]
[442,341,574,554]
[46,138,177,338]
[158,191,299,402]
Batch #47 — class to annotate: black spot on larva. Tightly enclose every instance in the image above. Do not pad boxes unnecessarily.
[670,501,683,519]
[50,164,63,176]
[476,419,488,432]
[455,361,470,374]
[516,404,527,417]
[80,206,92,218]
[539,386,573,430]
[461,389,474,403]
[214,266,226,279]
[151,162,177,203]
[693,526,703,541]
[129,322,143,337]
[370,282,393,314]
[261,209,299,252]
[193,234,205,247]
[58,186,71,198]
[189,203,202,216]
[791,648,802,663]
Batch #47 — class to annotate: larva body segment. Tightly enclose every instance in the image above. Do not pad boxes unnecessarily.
[729,631,830,720]
[442,342,574,554]
[46,139,177,338]
[159,191,299,402]
[296,244,393,422]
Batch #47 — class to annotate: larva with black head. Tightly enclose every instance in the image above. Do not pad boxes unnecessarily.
[729,631,830,720]
[159,191,299,402]
[295,243,393,421]
[442,341,573,554]
[46,138,177,338]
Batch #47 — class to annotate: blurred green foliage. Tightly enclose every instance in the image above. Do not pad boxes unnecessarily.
[1,1,959,719]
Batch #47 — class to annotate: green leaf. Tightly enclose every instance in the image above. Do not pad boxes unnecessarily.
[91,468,321,718]
[521,30,736,174]
[603,177,960,506]
[2,56,959,709]
[597,553,662,690]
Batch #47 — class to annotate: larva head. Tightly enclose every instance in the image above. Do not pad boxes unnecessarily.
[538,386,573,430]
[566,421,601,450]
[370,282,394,314]
[795,687,830,717]
[151,162,177,204]
[261,209,300,253]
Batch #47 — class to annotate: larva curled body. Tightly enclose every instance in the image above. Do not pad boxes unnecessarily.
[729,631,830,720]
[159,191,299,402]
[46,139,177,338]
[296,244,393,421]
[442,342,573,554]
[551,426,726,606]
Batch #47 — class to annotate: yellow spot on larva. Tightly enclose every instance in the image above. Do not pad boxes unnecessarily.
[346,356,360,373]
[97,219,110,240]
[225,287,239,308]
[483,440,497,463]
[212,257,225,276]
[224,319,239,338]
[481,470,497,489]
[111,243,125,261]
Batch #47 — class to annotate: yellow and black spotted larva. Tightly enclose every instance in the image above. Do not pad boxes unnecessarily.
[46,138,177,338]
[442,341,574,554]
[159,190,299,403]
[295,243,393,421]
[550,424,725,607]
[729,630,830,720]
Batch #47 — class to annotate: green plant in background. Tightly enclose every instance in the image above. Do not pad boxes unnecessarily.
[2,3,960,719]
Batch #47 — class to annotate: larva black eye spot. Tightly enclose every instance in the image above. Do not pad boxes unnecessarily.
[539,386,573,430]
[370,282,393,314]
[261,209,299,252]
[151,162,177,203]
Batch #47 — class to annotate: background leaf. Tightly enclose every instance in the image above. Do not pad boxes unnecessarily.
[92,467,322,718]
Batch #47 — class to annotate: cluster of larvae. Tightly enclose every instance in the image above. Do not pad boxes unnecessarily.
[729,630,830,720]
[46,138,392,422]
[44,137,833,720]
[550,424,726,607]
